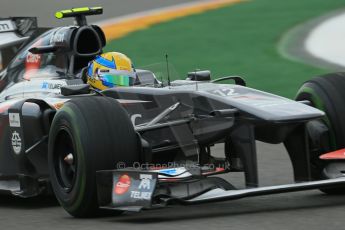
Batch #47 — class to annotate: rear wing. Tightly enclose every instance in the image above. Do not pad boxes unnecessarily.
[0,17,38,71]
[0,17,37,48]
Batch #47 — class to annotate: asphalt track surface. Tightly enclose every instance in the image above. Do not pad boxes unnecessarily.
[1,1,345,229]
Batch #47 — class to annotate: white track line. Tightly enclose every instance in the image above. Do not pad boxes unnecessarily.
[305,12,345,67]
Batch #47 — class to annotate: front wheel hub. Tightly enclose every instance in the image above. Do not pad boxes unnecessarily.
[54,129,78,192]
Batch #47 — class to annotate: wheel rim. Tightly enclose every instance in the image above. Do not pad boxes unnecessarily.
[54,128,78,193]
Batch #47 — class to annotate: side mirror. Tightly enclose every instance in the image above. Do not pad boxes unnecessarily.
[186,70,211,81]
[29,45,58,54]
[61,84,90,96]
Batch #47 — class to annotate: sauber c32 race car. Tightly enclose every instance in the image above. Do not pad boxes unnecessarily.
[0,7,345,218]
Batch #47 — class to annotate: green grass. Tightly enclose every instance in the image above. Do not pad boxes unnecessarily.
[105,0,345,98]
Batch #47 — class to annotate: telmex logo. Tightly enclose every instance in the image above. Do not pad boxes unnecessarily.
[0,23,10,31]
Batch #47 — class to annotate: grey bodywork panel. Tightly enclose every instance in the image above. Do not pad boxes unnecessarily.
[106,82,324,123]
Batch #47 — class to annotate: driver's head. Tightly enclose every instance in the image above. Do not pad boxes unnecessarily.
[87,52,136,90]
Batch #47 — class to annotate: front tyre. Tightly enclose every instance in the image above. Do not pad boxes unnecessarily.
[48,96,140,217]
[296,73,345,194]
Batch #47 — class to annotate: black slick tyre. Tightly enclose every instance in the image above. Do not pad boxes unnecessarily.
[48,96,139,217]
[296,73,345,194]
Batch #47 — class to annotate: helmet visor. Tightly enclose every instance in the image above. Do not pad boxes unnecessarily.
[98,70,136,87]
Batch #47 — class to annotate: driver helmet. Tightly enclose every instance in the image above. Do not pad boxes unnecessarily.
[87,52,136,90]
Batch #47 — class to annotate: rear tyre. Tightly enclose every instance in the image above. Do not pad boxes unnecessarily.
[296,72,345,194]
[48,96,140,217]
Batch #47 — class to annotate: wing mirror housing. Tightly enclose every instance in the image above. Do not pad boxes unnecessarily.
[28,45,58,54]
[186,70,211,81]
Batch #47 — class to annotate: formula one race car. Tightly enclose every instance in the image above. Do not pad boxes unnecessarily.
[1,7,345,218]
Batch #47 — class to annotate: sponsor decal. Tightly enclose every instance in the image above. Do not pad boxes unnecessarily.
[138,174,152,190]
[50,32,65,44]
[0,23,10,31]
[111,172,157,208]
[25,52,41,75]
[8,113,20,127]
[114,174,131,195]
[53,102,65,109]
[41,82,63,90]
[209,87,238,97]
[130,174,153,200]
[0,20,14,32]
[24,39,42,80]
[151,167,190,178]
[11,131,22,154]
[26,53,41,64]
[158,168,177,175]
[130,114,142,126]
[45,98,70,109]
[130,191,152,200]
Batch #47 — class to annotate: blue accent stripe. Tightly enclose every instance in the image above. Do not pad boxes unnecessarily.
[88,62,94,76]
[94,55,116,69]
